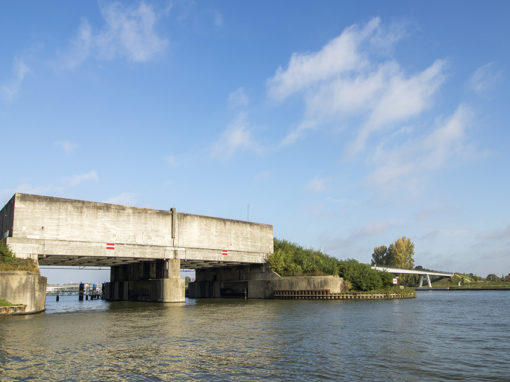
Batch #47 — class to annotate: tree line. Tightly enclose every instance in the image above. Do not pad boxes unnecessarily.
[267,239,394,291]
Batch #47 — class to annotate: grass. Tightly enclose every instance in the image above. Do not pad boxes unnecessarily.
[348,286,416,295]
[0,242,39,273]
[0,299,14,307]
[432,277,510,290]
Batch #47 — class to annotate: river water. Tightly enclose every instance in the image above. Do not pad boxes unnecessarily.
[1,291,509,381]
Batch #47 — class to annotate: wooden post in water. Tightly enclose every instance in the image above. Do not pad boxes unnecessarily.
[79,282,84,301]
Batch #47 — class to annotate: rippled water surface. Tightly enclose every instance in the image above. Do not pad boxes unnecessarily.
[1,291,510,381]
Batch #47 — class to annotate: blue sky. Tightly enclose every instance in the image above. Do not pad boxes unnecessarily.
[1,1,509,283]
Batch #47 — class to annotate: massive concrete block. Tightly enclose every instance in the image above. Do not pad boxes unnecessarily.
[0,272,47,313]
[1,193,273,268]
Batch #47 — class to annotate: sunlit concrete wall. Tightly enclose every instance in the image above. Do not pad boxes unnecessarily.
[0,271,47,313]
[3,193,273,264]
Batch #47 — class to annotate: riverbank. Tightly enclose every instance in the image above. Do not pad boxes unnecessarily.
[274,288,415,300]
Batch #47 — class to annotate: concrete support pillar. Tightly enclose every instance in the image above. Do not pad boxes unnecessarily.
[418,275,424,287]
[105,259,184,303]
[426,274,432,288]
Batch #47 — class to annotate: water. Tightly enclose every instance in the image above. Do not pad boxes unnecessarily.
[1,291,510,381]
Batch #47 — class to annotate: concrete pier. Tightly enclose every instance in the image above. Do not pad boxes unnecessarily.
[104,259,185,302]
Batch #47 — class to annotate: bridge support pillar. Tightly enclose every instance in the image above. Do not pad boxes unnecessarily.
[418,274,432,288]
[104,258,185,303]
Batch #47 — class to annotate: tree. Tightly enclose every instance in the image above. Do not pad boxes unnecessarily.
[486,274,500,282]
[371,245,388,266]
[381,237,415,286]
[387,237,415,269]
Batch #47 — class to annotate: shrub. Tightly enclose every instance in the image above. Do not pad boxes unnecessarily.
[338,260,383,291]
[0,242,39,273]
[267,239,389,291]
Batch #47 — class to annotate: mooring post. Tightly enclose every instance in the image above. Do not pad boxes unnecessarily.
[79,282,84,301]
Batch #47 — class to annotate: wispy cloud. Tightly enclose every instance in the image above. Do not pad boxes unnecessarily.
[213,10,224,28]
[469,62,502,94]
[320,220,390,257]
[67,170,98,186]
[368,105,473,190]
[306,177,327,192]
[228,87,250,108]
[104,192,136,205]
[267,18,380,102]
[476,223,510,241]
[1,58,30,101]
[267,18,446,154]
[212,113,261,160]
[58,2,167,69]
[54,141,78,153]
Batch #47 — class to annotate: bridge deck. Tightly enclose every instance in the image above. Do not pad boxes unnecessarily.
[372,266,454,277]
[2,193,273,270]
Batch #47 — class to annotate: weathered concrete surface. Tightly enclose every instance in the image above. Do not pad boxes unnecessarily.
[272,275,345,294]
[104,259,185,302]
[1,193,273,268]
[189,264,280,299]
[0,272,46,313]
[188,265,346,299]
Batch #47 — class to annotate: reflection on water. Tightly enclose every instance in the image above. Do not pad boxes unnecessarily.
[1,292,510,380]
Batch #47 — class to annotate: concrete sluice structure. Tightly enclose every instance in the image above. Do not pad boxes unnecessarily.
[1,193,274,306]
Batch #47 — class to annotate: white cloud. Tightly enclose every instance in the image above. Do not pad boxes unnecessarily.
[54,141,78,153]
[469,62,502,94]
[104,193,135,205]
[306,177,327,192]
[67,170,98,186]
[59,2,167,68]
[368,104,473,189]
[228,87,249,108]
[212,113,260,159]
[59,19,93,69]
[267,17,380,101]
[1,58,30,101]
[267,18,447,154]
[348,59,446,156]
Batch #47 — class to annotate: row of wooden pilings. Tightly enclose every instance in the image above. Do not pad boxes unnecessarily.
[273,290,416,300]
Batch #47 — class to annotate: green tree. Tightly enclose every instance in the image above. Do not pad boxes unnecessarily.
[386,237,415,286]
[387,237,415,269]
[371,245,388,266]
[486,274,500,282]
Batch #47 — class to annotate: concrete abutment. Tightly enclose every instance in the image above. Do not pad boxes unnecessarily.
[188,264,346,299]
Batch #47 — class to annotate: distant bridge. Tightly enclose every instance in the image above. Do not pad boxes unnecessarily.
[372,266,455,288]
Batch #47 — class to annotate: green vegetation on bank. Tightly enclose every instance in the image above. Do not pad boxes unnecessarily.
[0,242,39,273]
[0,299,14,307]
[267,239,394,291]
[431,273,510,290]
